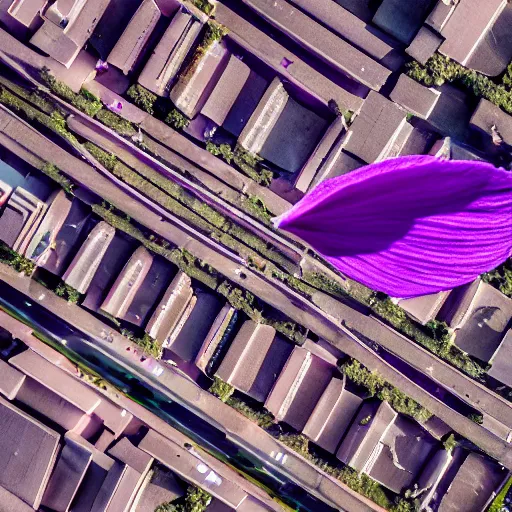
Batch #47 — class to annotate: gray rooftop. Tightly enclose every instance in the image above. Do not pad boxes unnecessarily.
[453,281,512,362]
[265,346,334,430]
[0,396,60,509]
[216,320,293,402]
[438,453,505,512]
[439,0,507,66]
[343,91,407,164]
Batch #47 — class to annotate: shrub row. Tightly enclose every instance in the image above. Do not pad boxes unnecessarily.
[370,297,486,380]
[155,485,212,512]
[407,54,512,115]
[342,359,432,423]
[83,142,294,273]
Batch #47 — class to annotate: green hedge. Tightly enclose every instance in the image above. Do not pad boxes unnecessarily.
[342,359,432,423]
[407,54,512,115]
[370,297,485,380]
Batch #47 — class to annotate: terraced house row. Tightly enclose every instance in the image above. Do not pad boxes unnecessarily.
[1,0,512,511]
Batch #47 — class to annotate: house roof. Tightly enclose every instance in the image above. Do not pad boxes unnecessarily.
[398,291,449,325]
[343,91,407,164]
[10,348,102,413]
[488,329,512,387]
[470,98,512,151]
[100,246,154,319]
[438,279,481,329]
[294,116,345,193]
[82,233,136,312]
[303,376,362,453]
[242,0,391,90]
[25,189,72,263]
[0,485,35,512]
[288,0,402,69]
[216,320,293,402]
[372,0,435,44]
[139,429,248,509]
[91,461,143,512]
[0,396,60,509]
[65,432,116,512]
[265,346,334,430]
[0,357,25,400]
[466,3,512,76]
[63,220,116,294]
[390,74,441,120]
[367,416,436,494]
[238,77,289,156]
[439,0,507,66]
[108,0,161,75]
[41,434,93,512]
[15,376,88,431]
[30,20,80,68]
[406,25,443,66]
[170,40,229,118]
[222,70,268,138]
[336,401,397,471]
[166,288,223,363]
[259,96,328,174]
[108,438,154,475]
[138,8,202,96]
[7,0,46,28]
[452,281,512,362]
[195,303,234,374]
[133,467,185,512]
[201,54,251,126]
[123,256,173,327]
[145,271,193,344]
[425,0,456,32]
[438,453,505,512]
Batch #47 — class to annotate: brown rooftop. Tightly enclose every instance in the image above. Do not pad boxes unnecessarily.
[10,348,102,413]
[0,357,25,400]
[195,303,234,374]
[216,320,293,402]
[438,453,505,512]
[303,376,362,454]
[242,0,391,90]
[133,467,185,512]
[343,91,407,164]
[398,291,449,325]
[406,26,443,66]
[0,485,35,512]
[337,401,397,471]
[0,396,60,509]
[201,54,251,126]
[170,40,229,118]
[63,220,116,294]
[108,437,154,475]
[41,434,93,512]
[66,432,116,512]
[100,246,154,320]
[139,429,248,508]
[25,189,72,264]
[138,9,202,96]
[452,281,512,362]
[15,376,90,432]
[145,271,193,344]
[265,346,334,430]
[108,0,161,75]
[439,0,507,66]
[390,74,441,120]
[366,416,436,494]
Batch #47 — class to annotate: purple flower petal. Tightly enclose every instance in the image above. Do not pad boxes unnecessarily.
[276,155,512,298]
